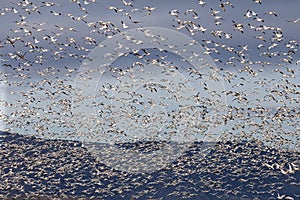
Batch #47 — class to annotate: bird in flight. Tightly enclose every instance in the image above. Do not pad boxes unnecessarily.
[287,18,300,24]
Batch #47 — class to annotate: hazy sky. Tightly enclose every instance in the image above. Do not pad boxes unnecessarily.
[0,0,299,149]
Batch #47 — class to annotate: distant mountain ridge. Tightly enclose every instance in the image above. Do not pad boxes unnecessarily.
[0,131,299,199]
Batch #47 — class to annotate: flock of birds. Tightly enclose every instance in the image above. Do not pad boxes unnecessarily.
[0,132,299,199]
[0,0,299,199]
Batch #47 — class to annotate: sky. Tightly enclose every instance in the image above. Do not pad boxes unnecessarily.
[0,0,299,150]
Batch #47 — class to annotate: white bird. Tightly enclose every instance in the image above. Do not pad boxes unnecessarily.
[287,18,300,24]
[264,11,278,17]
[253,0,262,4]
[169,9,179,17]
[121,21,128,29]
[198,0,206,7]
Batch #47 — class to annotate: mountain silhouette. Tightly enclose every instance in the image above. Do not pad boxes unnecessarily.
[0,131,299,199]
